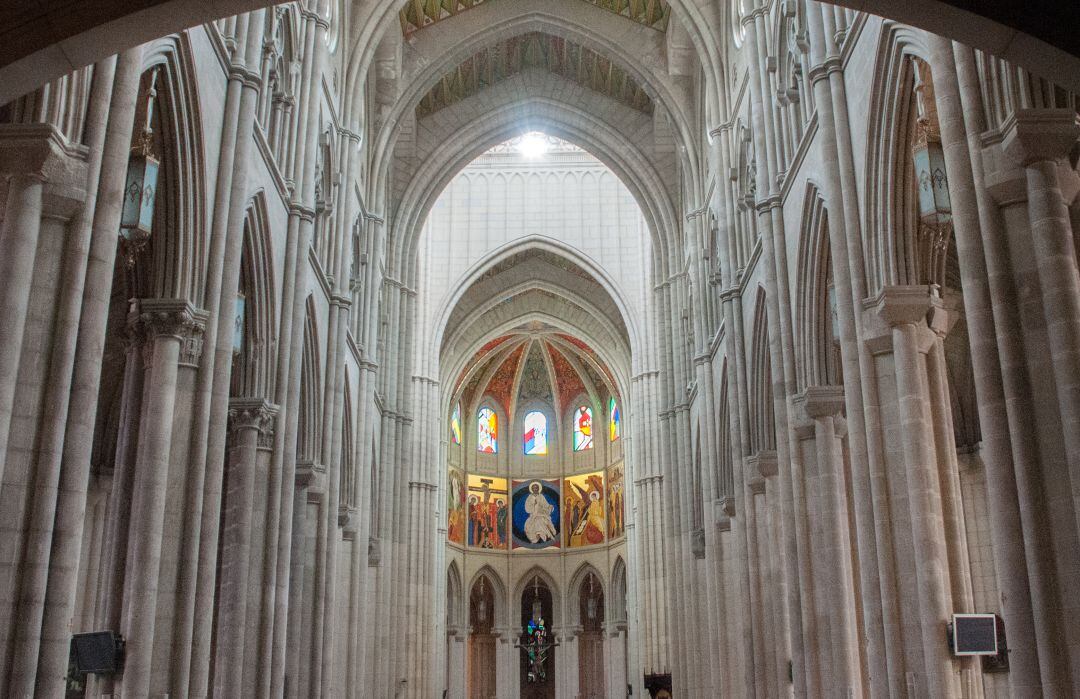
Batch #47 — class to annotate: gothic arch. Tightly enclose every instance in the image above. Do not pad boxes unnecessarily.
[467,565,509,626]
[862,23,933,295]
[794,183,839,390]
[384,91,681,280]
[567,562,606,625]
[233,192,276,398]
[715,360,735,499]
[140,33,208,305]
[432,237,639,365]
[748,286,776,454]
[380,11,698,160]
[297,296,322,463]
[446,561,465,629]
[513,565,561,624]
[340,372,356,510]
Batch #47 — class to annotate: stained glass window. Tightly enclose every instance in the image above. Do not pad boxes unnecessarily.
[451,404,461,445]
[573,405,593,451]
[523,411,548,455]
[609,398,620,442]
[478,407,498,453]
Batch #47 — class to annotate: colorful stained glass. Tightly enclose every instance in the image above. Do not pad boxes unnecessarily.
[609,397,620,441]
[523,411,548,455]
[477,407,498,453]
[451,404,461,444]
[573,405,593,451]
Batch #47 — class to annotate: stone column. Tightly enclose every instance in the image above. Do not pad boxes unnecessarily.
[84,311,144,699]
[446,625,466,698]
[0,123,90,697]
[0,125,87,487]
[557,626,579,699]
[495,625,515,697]
[1000,110,1080,535]
[865,286,959,697]
[215,398,277,697]
[118,299,204,697]
[605,621,628,699]
[795,385,861,696]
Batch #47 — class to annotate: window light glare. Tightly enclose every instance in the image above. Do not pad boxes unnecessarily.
[517,131,549,159]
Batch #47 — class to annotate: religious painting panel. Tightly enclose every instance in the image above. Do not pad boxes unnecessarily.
[511,479,561,550]
[467,474,509,549]
[564,471,605,548]
[447,467,466,545]
[607,463,625,540]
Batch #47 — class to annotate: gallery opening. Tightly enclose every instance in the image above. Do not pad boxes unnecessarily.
[0,0,1078,696]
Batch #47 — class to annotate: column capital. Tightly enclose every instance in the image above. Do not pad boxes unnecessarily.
[133,299,208,366]
[0,123,90,218]
[1001,108,1080,166]
[792,385,846,421]
[227,397,278,446]
[860,285,940,353]
[137,298,205,340]
[746,450,777,479]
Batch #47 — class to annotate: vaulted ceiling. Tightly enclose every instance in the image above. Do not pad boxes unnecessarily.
[415,31,654,118]
[399,0,671,37]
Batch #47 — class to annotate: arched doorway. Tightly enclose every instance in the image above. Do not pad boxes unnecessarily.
[577,572,605,698]
[520,576,555,699]
[467,575,497,698]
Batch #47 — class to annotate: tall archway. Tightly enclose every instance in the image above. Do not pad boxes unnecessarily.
[467,574,498,698]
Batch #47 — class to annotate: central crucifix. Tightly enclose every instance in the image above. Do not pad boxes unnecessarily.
[516,577,559,683]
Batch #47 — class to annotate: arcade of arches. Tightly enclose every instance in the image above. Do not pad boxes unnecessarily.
[0,0,1079,697]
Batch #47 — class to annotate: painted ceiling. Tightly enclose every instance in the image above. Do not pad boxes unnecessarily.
[452,328,617,418]
[416,32,654,118]
[399,0,671,37]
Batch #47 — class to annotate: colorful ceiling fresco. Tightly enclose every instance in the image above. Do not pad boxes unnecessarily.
[452,332,618,417]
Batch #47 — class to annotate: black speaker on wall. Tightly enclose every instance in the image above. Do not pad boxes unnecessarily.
[70,631,125,675]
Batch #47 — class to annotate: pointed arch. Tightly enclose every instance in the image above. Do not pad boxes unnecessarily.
[297,296,322,463]
[568,562,606,625]
[140,33,208,305]
[232,191,276,398]
[795,183,841,390]
[467,564,509,626]
[862,23,934,296]
[749,287,776,454]
[446,560,465,630]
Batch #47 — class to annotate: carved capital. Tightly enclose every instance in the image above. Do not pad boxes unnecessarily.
[1001,108,1080,167]
[228,398,278,447]
[135,299,207,365]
